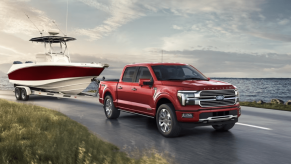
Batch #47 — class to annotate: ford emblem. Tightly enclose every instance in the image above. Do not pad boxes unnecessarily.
[216,95,224,101]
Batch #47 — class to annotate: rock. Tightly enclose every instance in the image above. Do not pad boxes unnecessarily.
[270,99,284,104]
[257,100,265,104]
[285,100,291,105]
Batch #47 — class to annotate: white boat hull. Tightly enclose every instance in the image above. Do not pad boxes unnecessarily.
[10,76,96,95]
[8,63,106,95]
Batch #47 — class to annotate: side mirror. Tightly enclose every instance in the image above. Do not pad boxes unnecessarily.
[207,77,211,80]
[139,79,153,86]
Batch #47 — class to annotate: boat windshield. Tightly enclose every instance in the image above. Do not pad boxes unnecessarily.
[151,65,208,81]
[46,43,66,54]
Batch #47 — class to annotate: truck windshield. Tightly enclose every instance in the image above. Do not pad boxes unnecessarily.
[151,65,208,81]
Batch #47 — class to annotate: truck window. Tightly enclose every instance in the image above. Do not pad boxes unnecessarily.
[151,65,207,80]
[122,67,137,82]
[135,67,152,82]
[182,67,199,77]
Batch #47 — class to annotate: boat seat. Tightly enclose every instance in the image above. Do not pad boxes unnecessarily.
[36,54,52,62]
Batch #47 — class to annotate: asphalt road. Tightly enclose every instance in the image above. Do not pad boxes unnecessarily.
[1,90,291,164]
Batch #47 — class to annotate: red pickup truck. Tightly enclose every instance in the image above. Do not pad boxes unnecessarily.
[99,63,241,137]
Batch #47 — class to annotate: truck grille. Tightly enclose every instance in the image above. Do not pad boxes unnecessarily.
[200,99,236,107]
[200,90,235,97]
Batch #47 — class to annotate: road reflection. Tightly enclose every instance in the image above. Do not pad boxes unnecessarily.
[104,114,239,164]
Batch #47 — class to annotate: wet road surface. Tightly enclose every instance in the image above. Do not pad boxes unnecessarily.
[1,90,291,164]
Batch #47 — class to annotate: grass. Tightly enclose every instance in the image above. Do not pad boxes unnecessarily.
[0,99,172,164]
[240,101,291,111]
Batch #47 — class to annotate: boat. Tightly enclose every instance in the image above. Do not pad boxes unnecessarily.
[7,30,108,95]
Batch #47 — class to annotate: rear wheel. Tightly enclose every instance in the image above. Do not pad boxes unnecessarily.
[156,103,181,137]
[20,88,29,101]
[212,123,235,132]
[103,95,120,119]
[15,87,22,100]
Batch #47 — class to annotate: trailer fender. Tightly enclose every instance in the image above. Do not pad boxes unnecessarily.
[16,86,32,95]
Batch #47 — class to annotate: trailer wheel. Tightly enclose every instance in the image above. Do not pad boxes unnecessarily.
[20,88,29,101]
[15,87,22,100]
[104,95,120,119]
[212,123,235,132]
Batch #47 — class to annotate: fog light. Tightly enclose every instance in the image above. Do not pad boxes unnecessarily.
[182,113,193,118]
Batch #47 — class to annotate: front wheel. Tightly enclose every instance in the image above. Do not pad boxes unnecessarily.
[103,95,120,119]
[212,123,235,132]
[156,103,181,138]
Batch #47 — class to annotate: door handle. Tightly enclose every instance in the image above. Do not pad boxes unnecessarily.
[118,86,122,89]
[132,87,137,91]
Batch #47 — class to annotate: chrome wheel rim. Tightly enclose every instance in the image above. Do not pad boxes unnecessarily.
[158,108,172,133]
[105,98,112,116]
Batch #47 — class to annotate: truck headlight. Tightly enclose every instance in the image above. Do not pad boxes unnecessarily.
[234,88,239,96]
[177,91,197,106]
[234,87,240,104]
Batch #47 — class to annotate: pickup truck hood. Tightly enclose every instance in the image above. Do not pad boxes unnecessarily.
[161,79,235,90]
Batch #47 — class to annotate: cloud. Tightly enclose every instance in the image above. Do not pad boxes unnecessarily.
[0,31,44,64]
[263,64,291,74]
[0,45,26,56]
[0,63,11,75]
[0,70,7,77]
[173,25,183,30]
[78,0,110,12]
[143,0,264,15]
[145,0,291,56]
[71,53,128,78]
[76,0,265,40]
[248,31,291,42]
[76,0,146,40]
[68,50,291,78]
[165,49,291,78]
[0,0,53,35]
[278,18,290,25]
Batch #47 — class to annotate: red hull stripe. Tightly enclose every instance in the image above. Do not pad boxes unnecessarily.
[8,66,105,80]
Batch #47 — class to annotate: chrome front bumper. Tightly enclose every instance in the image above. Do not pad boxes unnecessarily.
[199,115,238,123]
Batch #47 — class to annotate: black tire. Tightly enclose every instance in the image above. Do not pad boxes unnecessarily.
[212,123,235,132]
[156,103,181,138]
[103,95,120,119]
[15,87,22,100]
[20,88,29,101]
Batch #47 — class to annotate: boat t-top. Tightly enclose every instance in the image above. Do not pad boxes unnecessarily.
[7,30,108,97]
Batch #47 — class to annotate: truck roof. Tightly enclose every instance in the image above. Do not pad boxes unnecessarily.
[126,62,187,67]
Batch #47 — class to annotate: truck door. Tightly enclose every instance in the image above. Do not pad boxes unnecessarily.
[117,66,139,110]
[131,67,155,115]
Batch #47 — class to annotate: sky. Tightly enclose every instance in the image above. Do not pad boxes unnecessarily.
[0,0,291,78]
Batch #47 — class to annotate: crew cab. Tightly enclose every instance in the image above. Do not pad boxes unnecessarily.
[98,63,241,137]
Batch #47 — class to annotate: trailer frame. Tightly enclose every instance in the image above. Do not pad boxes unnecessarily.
[13,79,100,101]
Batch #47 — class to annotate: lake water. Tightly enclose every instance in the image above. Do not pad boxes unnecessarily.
[213,78,291,103]
[1,77,290,103]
